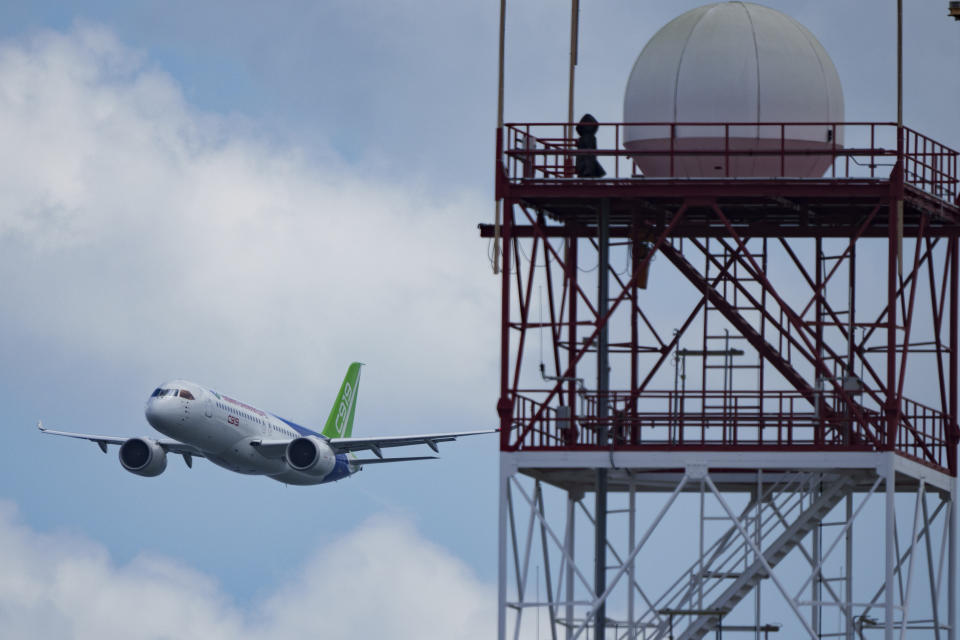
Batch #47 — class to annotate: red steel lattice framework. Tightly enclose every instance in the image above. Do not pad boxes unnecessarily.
[481,121,960,476]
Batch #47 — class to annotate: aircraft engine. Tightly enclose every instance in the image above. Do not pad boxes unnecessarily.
[119,437,168,477]
[286,436,336,477]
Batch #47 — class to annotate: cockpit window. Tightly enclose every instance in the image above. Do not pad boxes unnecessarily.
[151,388,163,398]
[179,389,195,400]
[152,388,179,398]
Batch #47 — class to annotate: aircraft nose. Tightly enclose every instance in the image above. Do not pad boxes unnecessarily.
[145,397,163,428]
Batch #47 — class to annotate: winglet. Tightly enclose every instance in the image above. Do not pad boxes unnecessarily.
[37,420,46,432]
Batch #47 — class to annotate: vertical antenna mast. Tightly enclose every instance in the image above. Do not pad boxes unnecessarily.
[568,0,580,139]
[493,0,507,274]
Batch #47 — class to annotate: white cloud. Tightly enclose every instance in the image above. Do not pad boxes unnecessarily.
[257,515,495,638]
[0,24,499,425]
[0,500,494,640]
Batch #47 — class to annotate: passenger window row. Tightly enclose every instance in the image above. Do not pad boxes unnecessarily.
[215,401,282,430]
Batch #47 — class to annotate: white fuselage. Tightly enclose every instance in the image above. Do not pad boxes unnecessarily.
[145,379,355,485]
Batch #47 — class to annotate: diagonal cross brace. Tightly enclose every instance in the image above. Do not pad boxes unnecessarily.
[704,475,822,640]
[675,481,849,640]
[659,241,817,405]
[572,474,691,640]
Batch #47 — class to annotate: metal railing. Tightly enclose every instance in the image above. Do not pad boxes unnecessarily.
[500,122,959,204]
[506,388,949,470]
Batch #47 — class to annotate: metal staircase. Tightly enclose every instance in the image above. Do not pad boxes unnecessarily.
[633,471,854,640]
[659,241,881,450]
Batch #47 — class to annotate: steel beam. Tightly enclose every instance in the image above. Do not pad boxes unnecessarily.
[595,198,610,639]
[499,460,512,640]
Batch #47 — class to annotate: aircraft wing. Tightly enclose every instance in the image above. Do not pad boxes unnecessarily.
[348,456,437,464]
[248,440,441,465]
[37,422,205,463]
[250,429,494,460]
[327,428,496,458]
[248,439,288,458]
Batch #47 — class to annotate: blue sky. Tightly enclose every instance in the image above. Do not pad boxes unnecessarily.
[0,1,958,638]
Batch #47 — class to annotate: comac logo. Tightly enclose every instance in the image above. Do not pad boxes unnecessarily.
[335,382,354,436]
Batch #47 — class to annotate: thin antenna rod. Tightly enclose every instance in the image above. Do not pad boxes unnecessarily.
[897,0,903,128]
[493,0,507,275]
[568,0,580,136]
[896,0,903,276]
[497,0,507,128]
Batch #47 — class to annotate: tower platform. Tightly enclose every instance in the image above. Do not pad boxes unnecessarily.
[507,450,954,496]
[483,121,960,478]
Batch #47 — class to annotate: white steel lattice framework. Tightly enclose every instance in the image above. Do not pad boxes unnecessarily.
[498,452,956,640]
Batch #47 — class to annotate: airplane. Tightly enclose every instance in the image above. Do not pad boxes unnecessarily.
[39,362,493,486]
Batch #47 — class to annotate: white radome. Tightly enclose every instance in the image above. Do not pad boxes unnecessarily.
[623,2,844,178]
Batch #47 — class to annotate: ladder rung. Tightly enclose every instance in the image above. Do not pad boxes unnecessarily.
[709,253,765,259]
[700,405,763,409]
[702,364,761,370]
[704,402,760,415]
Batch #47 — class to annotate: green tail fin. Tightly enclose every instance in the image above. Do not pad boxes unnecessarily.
[322,362,362,439]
